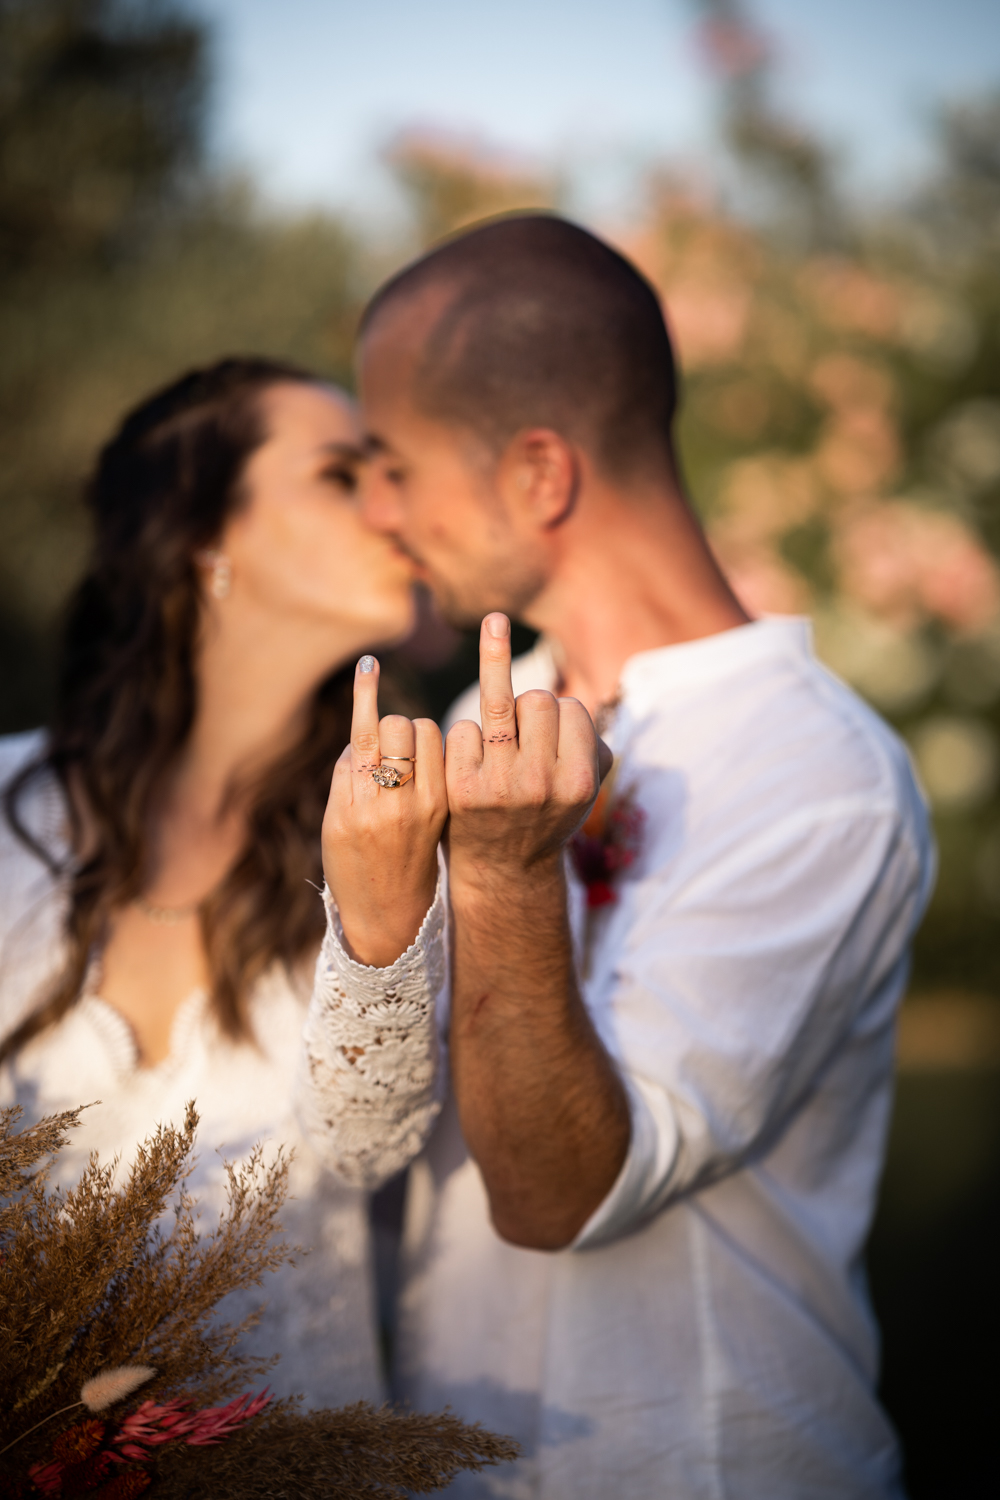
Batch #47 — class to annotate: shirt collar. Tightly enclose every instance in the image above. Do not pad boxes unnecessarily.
[616,616,815,720]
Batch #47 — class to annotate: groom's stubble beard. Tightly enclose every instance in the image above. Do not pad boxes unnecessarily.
[418,467,550,630]
[429,550,548,632]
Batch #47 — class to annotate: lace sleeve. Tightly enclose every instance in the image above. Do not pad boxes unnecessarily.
[296,862,448,1190]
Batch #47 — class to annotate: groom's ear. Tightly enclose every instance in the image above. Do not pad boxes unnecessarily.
[497,429,579,532]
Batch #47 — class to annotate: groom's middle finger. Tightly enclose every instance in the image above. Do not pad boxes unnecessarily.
[479,613,518,755]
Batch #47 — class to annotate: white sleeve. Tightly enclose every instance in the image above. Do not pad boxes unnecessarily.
[296,854,449,1190]
[573,796,933,1249]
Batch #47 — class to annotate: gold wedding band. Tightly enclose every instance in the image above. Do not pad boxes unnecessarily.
[380,755,416,763]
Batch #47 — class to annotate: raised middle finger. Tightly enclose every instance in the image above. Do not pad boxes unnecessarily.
[479,613,518,755]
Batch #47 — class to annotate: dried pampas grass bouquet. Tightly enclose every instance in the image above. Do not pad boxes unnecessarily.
[0,1102,517,1497]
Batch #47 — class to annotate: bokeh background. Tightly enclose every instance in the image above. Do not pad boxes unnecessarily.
[1,1,998,1492]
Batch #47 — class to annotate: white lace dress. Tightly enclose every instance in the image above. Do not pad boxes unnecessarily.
[0,731,447,1408]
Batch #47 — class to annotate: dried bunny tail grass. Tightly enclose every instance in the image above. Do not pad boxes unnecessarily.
[81,1365,157,1412]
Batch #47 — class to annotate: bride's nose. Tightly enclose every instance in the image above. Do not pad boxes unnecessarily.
[360,467,404,535]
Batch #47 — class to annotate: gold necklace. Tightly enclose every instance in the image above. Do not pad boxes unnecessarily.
[134,895,201,926]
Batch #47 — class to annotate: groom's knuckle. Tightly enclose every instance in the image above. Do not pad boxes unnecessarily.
[519,768,549,807]
[565,764,597,804]
[483,698,513,724]
[446,767,476,803]
[519,689,556,713]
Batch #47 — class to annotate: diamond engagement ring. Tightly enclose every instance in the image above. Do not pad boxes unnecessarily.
[372,763,414,788]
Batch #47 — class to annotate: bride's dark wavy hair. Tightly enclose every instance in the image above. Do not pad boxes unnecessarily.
[1,356,360,1064]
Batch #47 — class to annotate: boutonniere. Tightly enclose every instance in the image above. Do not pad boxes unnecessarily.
[570,761,645,910]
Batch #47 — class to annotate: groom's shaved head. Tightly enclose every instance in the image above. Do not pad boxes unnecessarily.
[361,214,678,482]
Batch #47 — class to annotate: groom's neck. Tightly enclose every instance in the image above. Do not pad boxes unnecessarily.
[522,474,750,717]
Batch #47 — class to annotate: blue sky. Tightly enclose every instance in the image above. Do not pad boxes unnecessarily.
[188,0,1000,220]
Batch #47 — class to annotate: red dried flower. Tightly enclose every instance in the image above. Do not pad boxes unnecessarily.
[26,1459,63,1496]
[51,1420,105,1465]
[90,1471,150,1499]
[570,779,645,909]
[73,1449,116,1488]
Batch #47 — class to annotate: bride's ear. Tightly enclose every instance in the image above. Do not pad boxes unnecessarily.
[500,429,578,531]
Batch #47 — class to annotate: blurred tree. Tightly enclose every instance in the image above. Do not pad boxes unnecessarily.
[385,128,556,250]
[919,90,1000,262]
[0,0,206,271]
[0,1,368,731]
[693,0,840,247]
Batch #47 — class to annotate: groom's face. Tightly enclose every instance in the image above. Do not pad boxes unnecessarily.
[358,315,548,629]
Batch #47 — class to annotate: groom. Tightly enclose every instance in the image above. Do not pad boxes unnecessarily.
[358,215,933,1498]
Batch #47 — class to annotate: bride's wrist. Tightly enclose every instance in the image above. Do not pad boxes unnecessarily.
[326,850,439,968]
[337,893,433,967]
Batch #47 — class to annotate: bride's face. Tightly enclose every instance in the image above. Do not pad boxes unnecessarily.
[218,381,416,647]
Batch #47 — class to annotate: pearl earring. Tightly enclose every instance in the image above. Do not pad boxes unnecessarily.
[195,550,232,601]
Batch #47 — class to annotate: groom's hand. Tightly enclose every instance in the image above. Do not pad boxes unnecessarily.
[444,613,611,880]
[443,615,629,1249]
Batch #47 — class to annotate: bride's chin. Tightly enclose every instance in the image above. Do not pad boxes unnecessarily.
[369,586,419,647]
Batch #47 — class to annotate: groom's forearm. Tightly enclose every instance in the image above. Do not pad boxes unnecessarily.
[448,853,630,1250]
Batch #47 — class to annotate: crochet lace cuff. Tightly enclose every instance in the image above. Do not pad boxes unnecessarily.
[297,860,447,1189]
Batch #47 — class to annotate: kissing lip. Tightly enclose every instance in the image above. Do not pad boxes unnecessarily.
[391,540,430,578]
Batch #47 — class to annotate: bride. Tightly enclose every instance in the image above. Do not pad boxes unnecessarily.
[0,357,447,1405]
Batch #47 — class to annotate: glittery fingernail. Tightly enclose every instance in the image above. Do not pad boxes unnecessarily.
[358,655,376,674]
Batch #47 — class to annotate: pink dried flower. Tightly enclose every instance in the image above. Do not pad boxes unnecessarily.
[111,1390,271,1460]
[113,1398,190,1458]
[81,1365,157,1413]
[181,1390,273,1447]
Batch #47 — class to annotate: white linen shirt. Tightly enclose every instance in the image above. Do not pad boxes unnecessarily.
[345,618,934,1499]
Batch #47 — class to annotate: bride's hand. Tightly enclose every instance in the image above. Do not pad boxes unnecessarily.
[322,655,447,967]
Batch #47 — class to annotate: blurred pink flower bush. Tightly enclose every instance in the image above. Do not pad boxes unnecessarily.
[620,180,1000,854]
[834,502,1000,634]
